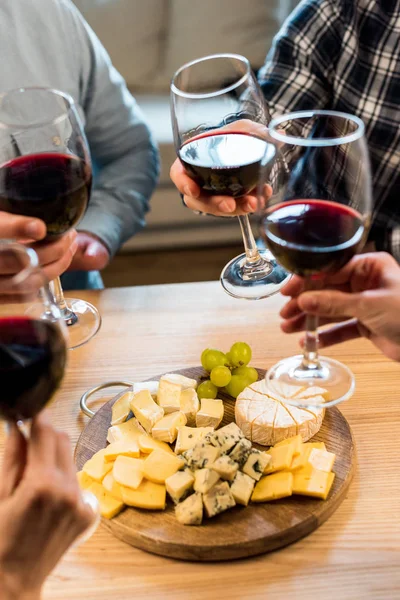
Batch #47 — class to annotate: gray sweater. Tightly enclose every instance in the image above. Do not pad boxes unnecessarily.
[0,0,159,288]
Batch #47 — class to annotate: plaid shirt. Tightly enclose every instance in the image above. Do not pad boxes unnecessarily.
[258,0,400,260]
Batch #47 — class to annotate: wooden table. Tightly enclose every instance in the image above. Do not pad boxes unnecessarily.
[2,282,400,599]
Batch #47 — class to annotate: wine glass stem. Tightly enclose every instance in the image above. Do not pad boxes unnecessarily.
[301,278,321,370]
[52,277,78,327]
[237,214,262,264]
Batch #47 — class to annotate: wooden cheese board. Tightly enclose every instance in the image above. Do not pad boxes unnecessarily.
[75,367,355,561]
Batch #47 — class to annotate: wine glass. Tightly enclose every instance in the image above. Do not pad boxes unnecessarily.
[0,87,101,349]
[0,241,100,541]
[171,53,289,300]
[257,110,372,407]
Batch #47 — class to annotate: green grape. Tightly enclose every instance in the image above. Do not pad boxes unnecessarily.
[197,380,218,399]
[229,342,252,367]
[201,349,229,372]
[226,351,234,367]
[224,375,250,399]
[210,366,232,388]
[232,366,258,384]
[201,348,212,370]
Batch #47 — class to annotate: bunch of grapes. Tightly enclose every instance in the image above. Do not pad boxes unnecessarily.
[198,342,258,399]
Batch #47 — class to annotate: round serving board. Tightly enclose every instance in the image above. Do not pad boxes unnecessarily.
[75,367,355,561]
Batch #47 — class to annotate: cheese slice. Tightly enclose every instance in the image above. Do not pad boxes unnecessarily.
[143,448,184,484]
[77,470,94,490]
[252,472,293,502]
[132,381,159,398]
[179,388,199,426]
[174,425,213,455]
[203,481,236,518]
[87,481,124,519]
[111,391,133,426]
[292,465,335,500]
[165,470,194,504]
[104,440,140,461]
[193,468,220,493]
[120,479,166,510]
[274,434,303,456]
[230,471,255,506]
[264,443,295,474]
[102,472,124,501]
[82,448,113,482]
[294,386,330,401]
[113,456,144,490]
[175,492,203,525]
[161,373,197,390]
[196,398,224,428]
[308,448,336,472]
[138,433,175,455]
[151,411,187,443]
[130,389,164,433]
[107,418,146,444]
[157,379,181,414]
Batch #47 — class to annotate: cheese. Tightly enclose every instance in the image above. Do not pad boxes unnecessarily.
[268,380,305,398]
[229,437,252,467]
[292,465,335,500]
[264,443,295,474]
[252,472,293,502]
[121,479,166,510]
[193,468,220,493]
[274,434,303,456]
[87,481,124,519]
[113,456,144,490]
[294,386,330,401]
[132,381,159,398]
[196,398,224,428]
[151,411,187,443]
[175,492,203,525]
[157,379,181,414]
[308,448,336,472]
[242,450,271,481]
[235,380,325,445]
[161,373,197,390]
[210,455,239,481]
[289,444,312,471]
[174,426,213,455]
[165,470,194,504]
[102,472,124,501]
[182,442,220,470]
[179,388,200,426]
[104,440,140,461]
[205,422,244,454]
[305,441,326,451]
[107,417,146,444]
[111,390,133,425]
[230,471,255,506]
[130,389,164,433]
[76,470,94,490]
[82,448,113,483]
[203,481,236,518]
[143,448,183,484]
[137,434,174,456]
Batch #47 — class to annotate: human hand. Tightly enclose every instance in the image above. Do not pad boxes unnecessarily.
[0,413,94,600]
[170,119,268,217]
[68,232,110,271]
[279,252,400,361]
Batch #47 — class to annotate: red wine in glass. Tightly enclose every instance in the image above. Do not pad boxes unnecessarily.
[179,131,268,197]
[261,199,365,277]
[0,153,91,239]
[0,316,67,421]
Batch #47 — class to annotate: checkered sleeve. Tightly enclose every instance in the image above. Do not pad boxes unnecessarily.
[258,0,345,117]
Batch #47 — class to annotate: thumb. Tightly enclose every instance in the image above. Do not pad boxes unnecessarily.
[298,289,365,320]
[0,423,27,499]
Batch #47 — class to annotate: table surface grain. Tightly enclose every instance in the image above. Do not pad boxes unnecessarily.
[1,281,399,600]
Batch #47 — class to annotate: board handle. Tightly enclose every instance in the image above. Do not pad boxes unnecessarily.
[80,381,133,418]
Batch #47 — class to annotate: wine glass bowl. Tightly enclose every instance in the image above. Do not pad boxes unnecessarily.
[171,54,290,300]
[258,110,373,407]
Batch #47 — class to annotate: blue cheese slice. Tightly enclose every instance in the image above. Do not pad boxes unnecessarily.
[175,492,203,525]
[230,471,255,506]
[194,468,220,493]
[204,422,243,454]
[182,442,220,470]
[228,438,252,467]
[166,470,194,504]
[175,426,214,455]
[210,455,239,481]
[242,449,271,481]
[203,481,236,518]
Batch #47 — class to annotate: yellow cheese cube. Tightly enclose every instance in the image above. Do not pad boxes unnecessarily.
[104,440,140,462]
[130,389,164,433]
[111,390,133,426]
[87,481,124,519]
[82,448,113,483]
[113,456,144,490]
[76,470,94,490]
[292,466,335,500]
[196,398,224,428]
[157,379,181,414]
[107,418,146,444]
[143,448,183,484]
[264,444,295,474]
[151,411,187,443]
[274,434,303,456]
[252,472,293,502]
[102,472,124,501]
[120,479,166,510]
[308,448,336,472]
[138,434,175,455]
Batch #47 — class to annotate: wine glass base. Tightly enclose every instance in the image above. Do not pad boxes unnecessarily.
[220,249,291,300]
[64,298,102,350]
[266,354,355,408]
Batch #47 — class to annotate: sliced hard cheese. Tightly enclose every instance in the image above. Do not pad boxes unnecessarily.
[121,479,166,510]
[77,470,94,490]
[264,443,295,474]
[87,481,124,519]
[107,418,146,444]
[292,465,335,500]
[193,468,220,493]
[151,411,187,443]
[130,389,164,433]
[230,471,255,506]
[102,472,124,501]
[210,455,239,482]
[138,434,175,455]
[196,398,224,428]
[113,456,144,490]
[143,448,183,484]
[274,434,303,456]
[308,448,336,472]
[111,390,133,425]
[165,470,194,504]
[104,440,140,461]
[82,448,113,483]
[252,472,293,502]
[157,379,181,414]
[132,381,159,398]
[203,481,236,518]
[161,373,197,390]
[179,388,199,426]
[175,492,203,525]
[174,425,213,455]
